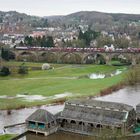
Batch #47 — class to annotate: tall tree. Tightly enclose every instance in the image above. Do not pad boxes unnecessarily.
[78,27,100,46]
[46,36,55,47]
[1,48,9,61]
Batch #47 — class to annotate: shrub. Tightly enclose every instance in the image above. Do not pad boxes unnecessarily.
[0,66,10,76]
[125,66,140,85]
[18,63,28,74]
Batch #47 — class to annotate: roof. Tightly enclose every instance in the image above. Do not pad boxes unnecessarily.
[59,99,134,126]
[26,109,55,124]
[66,99,133,112]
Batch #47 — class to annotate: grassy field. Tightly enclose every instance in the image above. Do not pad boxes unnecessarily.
[0,61,126,109]
[0,134,15,140]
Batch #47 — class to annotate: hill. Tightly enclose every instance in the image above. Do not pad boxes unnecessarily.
[0,10,140,33]
[46,11,140,29]
[0,11,48,33]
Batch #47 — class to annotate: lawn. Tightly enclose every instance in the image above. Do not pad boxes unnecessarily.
[0,134,15,140]
[0,61,126,109]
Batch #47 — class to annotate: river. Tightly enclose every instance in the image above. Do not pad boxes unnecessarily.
[95,84,140,107]
[0,85,140,139]
[0,105,64,134]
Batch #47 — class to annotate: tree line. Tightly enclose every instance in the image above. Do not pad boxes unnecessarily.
[78,27,100,46]
[61,27,100,48]
[20,36,55,47]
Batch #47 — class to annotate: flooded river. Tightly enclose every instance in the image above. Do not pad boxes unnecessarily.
[0,105,64,134]
[0,85,140,139]
[95,84,140,107]
[21,132,92,140]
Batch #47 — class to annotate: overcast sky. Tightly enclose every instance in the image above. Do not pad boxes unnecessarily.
[0,0,140,17]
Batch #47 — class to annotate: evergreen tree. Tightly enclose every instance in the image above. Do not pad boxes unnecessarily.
[1,48,9,61]
[23,35,54,47]
[78,28,84,40]
[24,36,30,46]
[78,27,100,46]
[47,36,54,47]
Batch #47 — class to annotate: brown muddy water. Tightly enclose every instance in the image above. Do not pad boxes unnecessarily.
[0,105,64,134]
[20,132,93,140]
[0,85,140,139]
[95,84,140,107]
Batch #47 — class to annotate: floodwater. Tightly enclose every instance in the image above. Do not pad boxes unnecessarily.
[0,105,64,134]
[89,69,123,79]
[95,85,140,107]
[0,92,73,102]
[21,132,92,140]
[0,85,140,139]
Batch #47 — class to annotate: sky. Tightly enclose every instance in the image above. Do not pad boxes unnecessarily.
[0,0,140,17]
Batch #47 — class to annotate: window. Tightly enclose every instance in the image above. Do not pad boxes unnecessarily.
[70,120,76,124]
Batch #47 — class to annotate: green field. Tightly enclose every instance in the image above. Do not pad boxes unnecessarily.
[0,61,126,110]
[0,134,15,140]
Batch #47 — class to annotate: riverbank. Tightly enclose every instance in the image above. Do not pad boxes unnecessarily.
[0,61,126,110]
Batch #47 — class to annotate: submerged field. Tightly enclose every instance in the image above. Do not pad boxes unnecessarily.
[0,61,126,110]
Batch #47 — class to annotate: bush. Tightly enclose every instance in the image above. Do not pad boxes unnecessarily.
[125,66,140,85]
[18,63,28,74]
[0,66,10,76]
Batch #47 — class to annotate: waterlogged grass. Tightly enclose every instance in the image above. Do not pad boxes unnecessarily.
[0,134,15,140]
[0,61,126,109]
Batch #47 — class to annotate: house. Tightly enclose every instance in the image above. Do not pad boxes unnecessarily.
[26,99,136,136]
[58,99,136,135]
[26,109,58,136]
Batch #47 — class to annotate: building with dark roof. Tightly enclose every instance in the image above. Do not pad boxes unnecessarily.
[26,109,58,136]
[58,99,136,135]
[26,99,136,136]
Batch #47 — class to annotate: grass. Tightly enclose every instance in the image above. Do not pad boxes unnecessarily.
[0,61,126,110]
[3,61,67,68]
[0,134,15,140]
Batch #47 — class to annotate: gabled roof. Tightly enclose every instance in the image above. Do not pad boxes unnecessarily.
[26,109,55,123]
[59,99,134,126]
[66,99,133,112]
